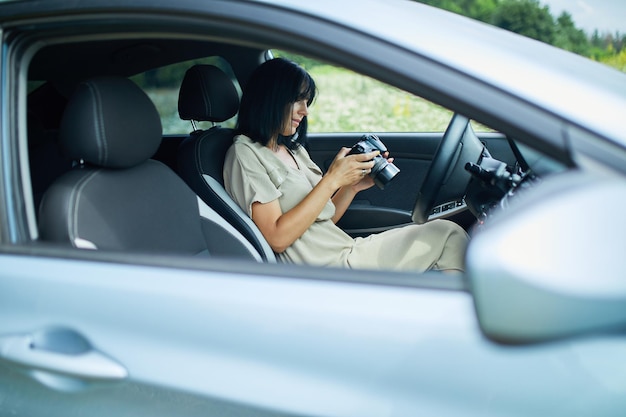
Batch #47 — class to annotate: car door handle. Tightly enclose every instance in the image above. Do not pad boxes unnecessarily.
[0,327,127,383]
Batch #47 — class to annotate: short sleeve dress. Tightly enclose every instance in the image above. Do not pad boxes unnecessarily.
[223,134,468,272]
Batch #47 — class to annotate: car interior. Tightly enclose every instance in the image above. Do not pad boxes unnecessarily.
[27,39,279,261]
[25,32,568,266]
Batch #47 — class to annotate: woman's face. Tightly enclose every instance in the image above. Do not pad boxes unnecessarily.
[281,98,309,137]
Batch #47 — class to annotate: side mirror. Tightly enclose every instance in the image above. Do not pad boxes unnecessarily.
[466,173,626,344]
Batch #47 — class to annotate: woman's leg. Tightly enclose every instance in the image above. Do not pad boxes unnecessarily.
[347,219,469,272]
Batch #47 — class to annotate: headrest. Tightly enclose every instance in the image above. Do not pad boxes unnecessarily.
[178,64,239,123]
[59,76,162,169]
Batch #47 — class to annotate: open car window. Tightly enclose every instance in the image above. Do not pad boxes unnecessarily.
[274,51,493,134]
[274,50,452,133]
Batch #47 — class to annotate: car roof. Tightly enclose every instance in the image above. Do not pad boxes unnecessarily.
[2,0,625,147]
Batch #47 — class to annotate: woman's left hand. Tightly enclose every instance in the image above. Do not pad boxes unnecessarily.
[351,152,393,192]
[331,151,394,223]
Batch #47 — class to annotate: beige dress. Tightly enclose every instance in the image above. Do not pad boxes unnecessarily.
[224,134,468,272]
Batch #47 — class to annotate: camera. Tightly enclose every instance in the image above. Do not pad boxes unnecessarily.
[347,134,400,189]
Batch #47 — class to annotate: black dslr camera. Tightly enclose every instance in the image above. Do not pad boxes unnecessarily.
[347,134,400,189]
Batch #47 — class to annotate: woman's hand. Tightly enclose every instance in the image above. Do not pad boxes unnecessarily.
[350,151,394,192]
[328,149,393,223]
[325,147,380,189]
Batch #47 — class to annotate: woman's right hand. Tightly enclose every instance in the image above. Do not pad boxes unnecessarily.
[325,147,379,189]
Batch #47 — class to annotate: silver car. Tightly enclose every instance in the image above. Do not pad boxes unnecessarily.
[1,0,625,416]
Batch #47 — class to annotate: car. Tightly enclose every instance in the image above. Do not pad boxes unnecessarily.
[1,0,625,416]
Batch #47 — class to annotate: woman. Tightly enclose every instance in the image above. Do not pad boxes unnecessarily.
[224,58,468,272]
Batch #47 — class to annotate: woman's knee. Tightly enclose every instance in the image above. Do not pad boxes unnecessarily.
[431,219,469,239]
[434,220,469,271]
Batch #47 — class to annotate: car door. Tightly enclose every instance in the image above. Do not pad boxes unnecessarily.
[0,250,480,417]
[4,249,626,417]
[5,244,626,417]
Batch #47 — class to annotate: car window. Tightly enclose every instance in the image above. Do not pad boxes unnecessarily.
[273,50,492,134]
[131,56,241,135]
[273,50,452,133]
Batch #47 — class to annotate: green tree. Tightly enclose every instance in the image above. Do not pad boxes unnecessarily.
[417,0,465,16]
[491,0,555,44]
[470,0,500,22]
[600,46,626,72]
[417,0,498,22]
[554,12,589,55]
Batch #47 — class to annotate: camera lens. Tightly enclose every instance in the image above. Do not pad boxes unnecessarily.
[348,134,400,189]
[372,158,400,189]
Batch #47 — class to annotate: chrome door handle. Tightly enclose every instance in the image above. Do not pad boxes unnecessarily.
[0,327,127,383]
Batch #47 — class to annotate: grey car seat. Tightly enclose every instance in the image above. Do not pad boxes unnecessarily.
[177,64,276,262]
[38,76,261,261]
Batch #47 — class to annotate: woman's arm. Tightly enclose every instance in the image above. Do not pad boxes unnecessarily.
[252,148,378,253]
[330,153,393,223]
[331,182,368,223]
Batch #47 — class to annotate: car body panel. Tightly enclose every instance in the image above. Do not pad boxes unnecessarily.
[1,252,626,416]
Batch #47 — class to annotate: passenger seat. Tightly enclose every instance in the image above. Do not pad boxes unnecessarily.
[38,76,262,261]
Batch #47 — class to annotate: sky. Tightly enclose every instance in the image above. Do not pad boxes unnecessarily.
[539,0,626,35]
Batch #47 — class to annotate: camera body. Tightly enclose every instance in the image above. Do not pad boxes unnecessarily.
[347,134,400,189]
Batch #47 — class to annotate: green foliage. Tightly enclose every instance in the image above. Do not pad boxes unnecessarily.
[419,0,499,23]
[598,48,626,73]
[491,0,555,44]
[554,12,589,55]
[306,65,453,133]
[271,51,458,133]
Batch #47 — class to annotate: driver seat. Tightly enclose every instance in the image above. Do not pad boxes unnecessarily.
[38,76,262,261]
[177,64,276,262]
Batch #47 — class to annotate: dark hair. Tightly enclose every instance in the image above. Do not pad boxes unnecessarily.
[237,58,316,150]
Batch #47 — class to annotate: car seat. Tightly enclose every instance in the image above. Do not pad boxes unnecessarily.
[38,76,262,261]
[177,64,276,262]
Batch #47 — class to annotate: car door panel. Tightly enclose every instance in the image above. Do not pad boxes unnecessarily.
[2,250,625,417]
[0,251,472,416]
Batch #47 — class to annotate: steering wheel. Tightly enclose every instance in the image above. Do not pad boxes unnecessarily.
[412,114,470,224]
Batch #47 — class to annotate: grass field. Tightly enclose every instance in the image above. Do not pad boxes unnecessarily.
[306,65,455,133]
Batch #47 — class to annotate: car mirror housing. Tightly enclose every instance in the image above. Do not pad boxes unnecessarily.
[466,172,626,344]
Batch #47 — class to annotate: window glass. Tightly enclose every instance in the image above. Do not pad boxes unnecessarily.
[131,56,240,135]
[273,51,453,133]
[273,51,491,133]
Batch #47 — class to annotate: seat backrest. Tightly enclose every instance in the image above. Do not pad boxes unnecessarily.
[38,76,262,261]
[177,64,276,262]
